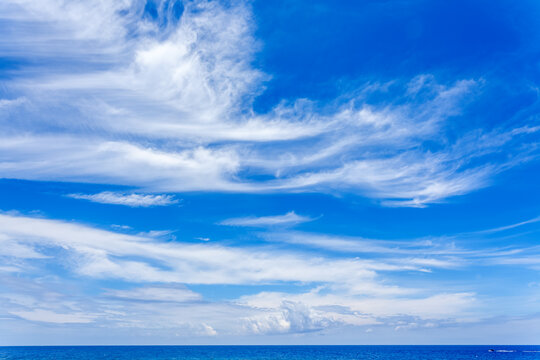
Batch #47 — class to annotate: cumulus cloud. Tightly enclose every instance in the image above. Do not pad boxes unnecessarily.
[67,191,178,207]
[244,300,338,334]
[239,289,479,324]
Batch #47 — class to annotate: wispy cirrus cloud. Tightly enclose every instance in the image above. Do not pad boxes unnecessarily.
[2,213,540,336]
[0,0,537,206]
[0,213,394,285]
[238,289,479,333]
[219,211,313,227]
[1,0,539,346]
[469,215,540,234]
[104,286,202,303]
[10,309,96,324]
[263,220,540,269]
[67,191,178,207]
[0,213,483,335]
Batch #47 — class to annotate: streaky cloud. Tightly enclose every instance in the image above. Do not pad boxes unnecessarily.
[219,211,313,227]
[469,215,540,235]
[67,191,179,207]
[10,309,95,324]
[104,286,202,303]
[0,1,537,206]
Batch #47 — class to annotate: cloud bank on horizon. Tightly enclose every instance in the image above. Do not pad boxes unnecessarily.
[0,0,539,345]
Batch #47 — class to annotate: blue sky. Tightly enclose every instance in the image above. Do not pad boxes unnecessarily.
[0,0,539,345]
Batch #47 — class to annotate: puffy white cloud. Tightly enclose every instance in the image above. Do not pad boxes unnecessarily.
[243,301,339,334]
[239,289,479,324]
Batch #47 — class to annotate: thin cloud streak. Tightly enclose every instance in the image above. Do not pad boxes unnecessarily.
[219,211,313,227]
[0,214,483,335]
[67,191,179,207]
[0,213,414,285]
[469,215,540,235]
[0,213,537,336]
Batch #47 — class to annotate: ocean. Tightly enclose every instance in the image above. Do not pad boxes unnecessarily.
[0,346,539,360]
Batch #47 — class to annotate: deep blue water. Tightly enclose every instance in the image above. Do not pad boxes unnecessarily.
[0,346,539,360]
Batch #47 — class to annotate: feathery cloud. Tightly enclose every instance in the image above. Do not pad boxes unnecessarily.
[219,211,313,227]
[0,1,536,206]
[68,191,178,207]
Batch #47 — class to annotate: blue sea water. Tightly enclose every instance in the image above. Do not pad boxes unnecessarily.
[0,346,539,360]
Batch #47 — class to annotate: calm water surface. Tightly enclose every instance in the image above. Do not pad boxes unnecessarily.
[0,345,539,360]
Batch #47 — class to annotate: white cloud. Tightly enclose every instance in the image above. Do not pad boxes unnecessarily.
[265,228,540,273]
[0,265,22,273]
[0,0,538,342]
[263,232,468,272]
[2,213,537,336]
[0,233,49,259]
[239,289,478,323]
[0,136,243,192]
[201,323,218,336]
[10,309,95,324]
[0,1,536,206]
[244,300,339,334]
[0,97,26,109]
[105,286,201,303]
[265,232,440,255]
[1,213,535,287]
[0,213,506,335]
[111,224,132,230]
[68,191,178,207]
[471,215,540,234]
[219,211,313,227]
[0,214,397,285]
